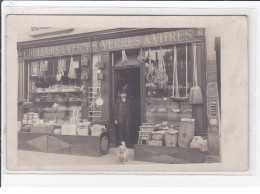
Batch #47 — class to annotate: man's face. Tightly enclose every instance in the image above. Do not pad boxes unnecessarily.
[121,92,127,99]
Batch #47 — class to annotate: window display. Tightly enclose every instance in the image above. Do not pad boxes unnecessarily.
[144,46,193,129]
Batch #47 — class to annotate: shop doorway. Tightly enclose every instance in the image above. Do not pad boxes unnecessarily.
[113,66,142,147]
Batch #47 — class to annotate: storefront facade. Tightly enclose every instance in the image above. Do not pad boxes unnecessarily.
[17,28,220,158]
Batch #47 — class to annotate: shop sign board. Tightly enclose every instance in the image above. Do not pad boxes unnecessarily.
[19,42,91,59]
[19,29,202,59]
[92,29,197,52]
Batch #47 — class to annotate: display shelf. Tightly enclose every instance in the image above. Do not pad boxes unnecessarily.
[32,91,81,95]
[34,100,82,105]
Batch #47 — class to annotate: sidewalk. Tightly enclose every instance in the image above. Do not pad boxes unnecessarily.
[17,148,153,167]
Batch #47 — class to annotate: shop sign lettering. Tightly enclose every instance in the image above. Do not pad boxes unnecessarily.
[92,29,196,52]
[20,29,198,59]
[22,42,91,59]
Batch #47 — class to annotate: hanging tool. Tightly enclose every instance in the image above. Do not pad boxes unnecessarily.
[189,43,204,104]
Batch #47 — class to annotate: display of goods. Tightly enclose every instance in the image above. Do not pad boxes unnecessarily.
[61,123,77,135]
[22,119,28,125]
[46,125,55,134]
[77,128,89,136]
[90,124,105,132]
[61,124,69,135]
[190,136,208,152]
[20,125,31,132]
[31,125,46,133]
[152,131,165,141]
[142,123,156,127]
[23,114,29,119]
[178,118,195,147]
[44,112,65,120]
[162,121,169,125]
[91,132,102,136]
[164,129,178,147]
[68,124,77,135]
[148,140,163,146]
[140,126,154,133]
[138,131,152,141]
[53,128,61,134]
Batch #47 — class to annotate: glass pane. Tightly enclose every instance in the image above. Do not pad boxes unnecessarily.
[144,46,192,130]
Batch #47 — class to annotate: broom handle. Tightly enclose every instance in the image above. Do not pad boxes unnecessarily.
[175,46,179,97]
[27,61,30,102]
[172,47,175,97]
[194,44,198,87]
[193,43,198,87]
[186,45,188,97]
[192,44,195,87]
[176,61,179,97]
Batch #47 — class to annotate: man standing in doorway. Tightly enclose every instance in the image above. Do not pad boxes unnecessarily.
[114,85,131,148]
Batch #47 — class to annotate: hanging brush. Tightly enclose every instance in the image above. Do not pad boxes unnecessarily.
[121,50,128,65]
[189,43,204,104]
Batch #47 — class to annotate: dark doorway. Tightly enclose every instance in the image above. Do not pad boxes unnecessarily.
[114,67,141,147]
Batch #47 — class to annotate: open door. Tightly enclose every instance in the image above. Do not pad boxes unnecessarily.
[113,66,142,147]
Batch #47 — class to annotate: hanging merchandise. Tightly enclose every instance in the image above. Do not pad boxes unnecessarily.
[81,68,88,82]
[89,96,97,111]
[38,60,49,88]
[81,54,89,67]
[56,58,65,82]
[172,45,179,98]
[68,56,77,79]
[154,47,168,84]
[189,43,204,104]
[60,58,67,72]
[40,60,48,72]
[185,46,188,97]
[95,44,104,87]
[146,48,156,82]
[137,48,146,64]
[171,45,189,102]
[88,87,102,118]
[95,98,104,106]
[31,61,39,76]
[97,69,104,81]
[121,50,128,65]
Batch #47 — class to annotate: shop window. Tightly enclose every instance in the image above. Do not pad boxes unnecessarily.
[144,46,193,129]
[20,55,82,123]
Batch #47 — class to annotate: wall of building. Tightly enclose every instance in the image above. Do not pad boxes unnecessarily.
[205,28,221,157]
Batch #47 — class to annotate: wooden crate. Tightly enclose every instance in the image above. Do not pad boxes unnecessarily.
[134,144,207,164]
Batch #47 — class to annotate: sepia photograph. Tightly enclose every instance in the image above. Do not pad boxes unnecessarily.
[3,14,248,173]
[16,27,219,165]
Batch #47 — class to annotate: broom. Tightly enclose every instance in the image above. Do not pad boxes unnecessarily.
[189,43,204,104]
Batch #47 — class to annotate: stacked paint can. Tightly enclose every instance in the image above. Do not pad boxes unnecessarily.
[178,118,195,147]
[164,129,179,147]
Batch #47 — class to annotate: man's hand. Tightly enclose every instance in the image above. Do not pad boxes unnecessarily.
[114,120,118,124]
